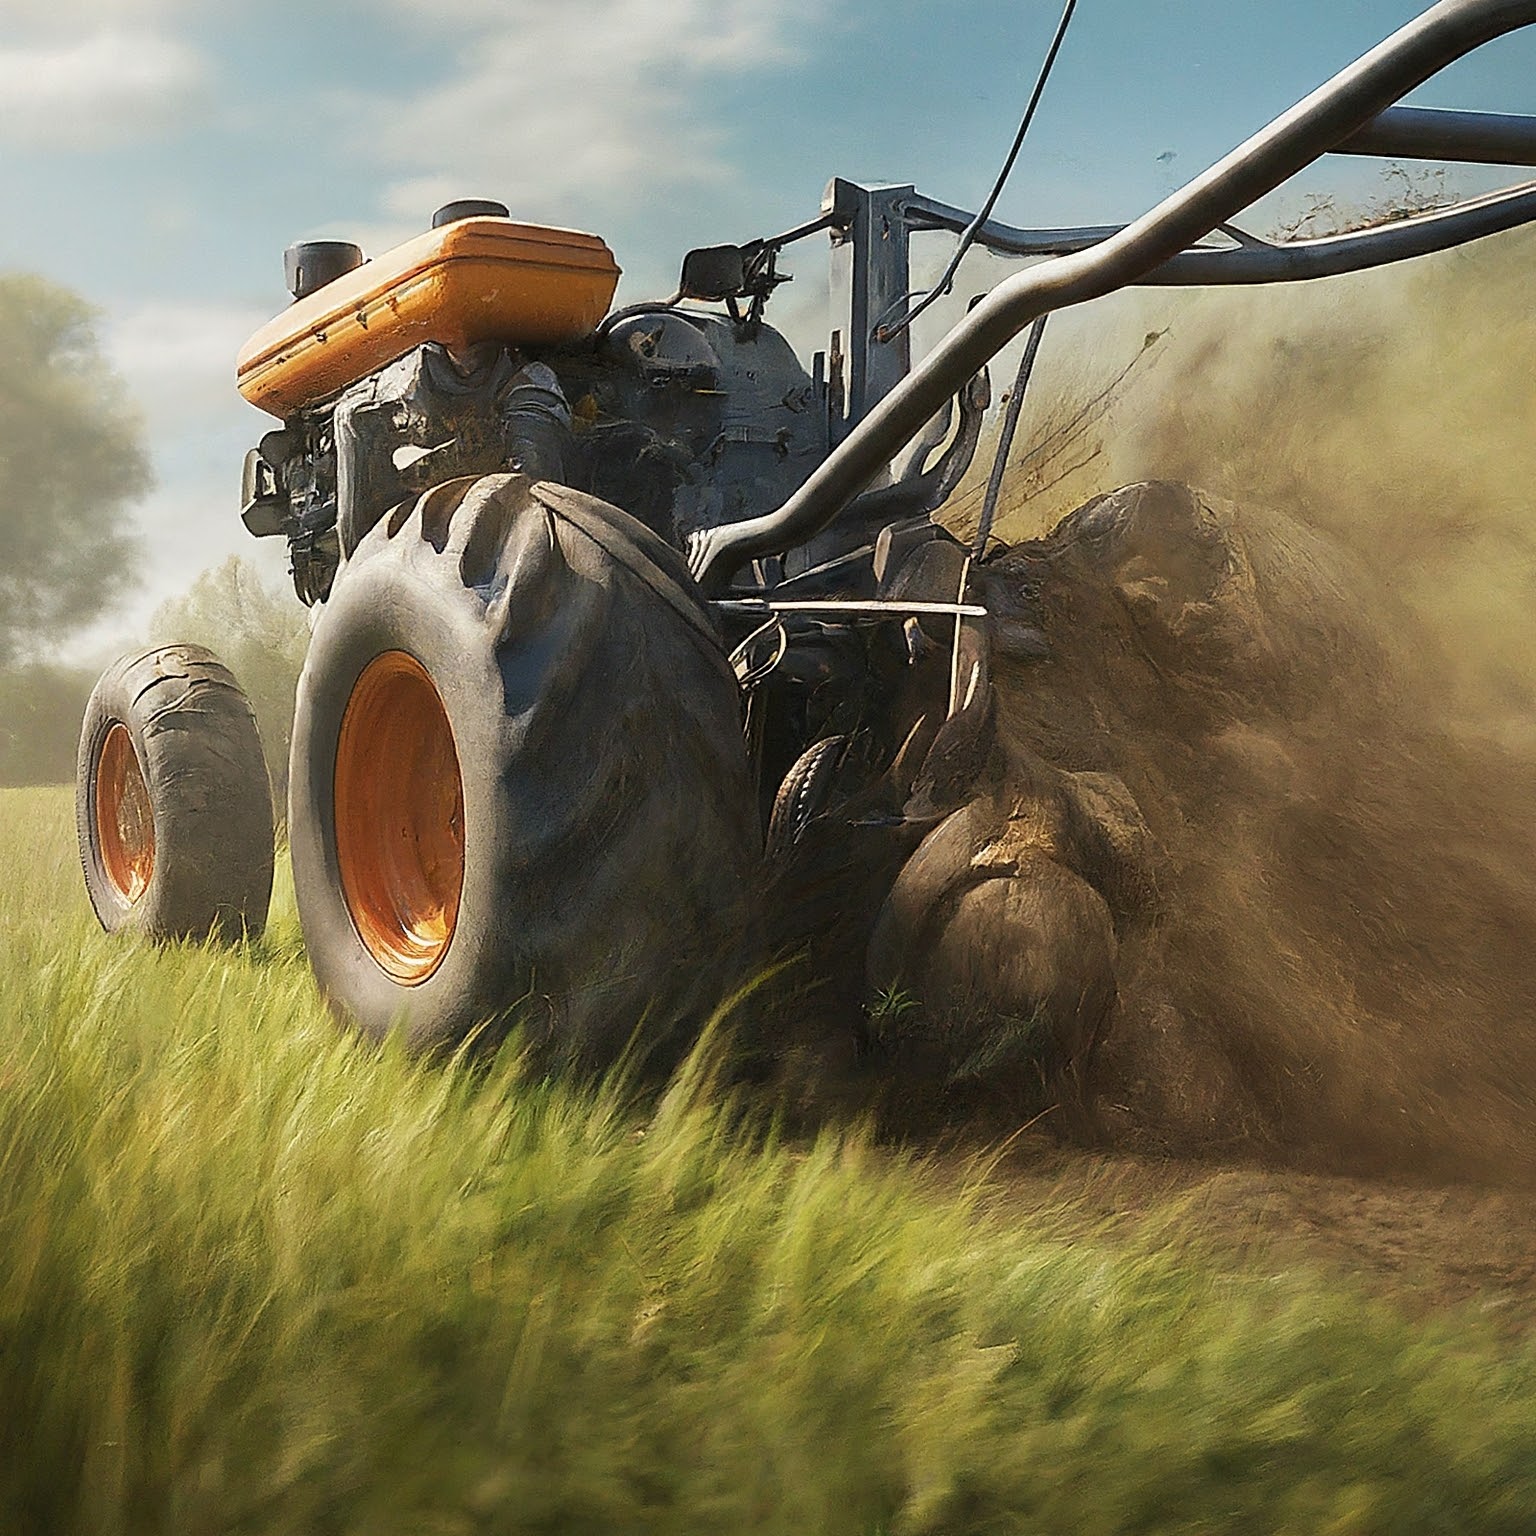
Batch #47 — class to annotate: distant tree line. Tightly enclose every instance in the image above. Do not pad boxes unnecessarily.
[0,273,143,785]
[146,557,309,805]
[0,663,99,786]
[0,559,307,798]
[0,273,307,797]
[0,273,148,665]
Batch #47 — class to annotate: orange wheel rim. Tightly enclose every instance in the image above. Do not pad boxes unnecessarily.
[334,651,465,984]
[95,722,155,904]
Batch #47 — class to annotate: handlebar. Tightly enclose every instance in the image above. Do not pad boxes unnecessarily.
[689,0,1536,592]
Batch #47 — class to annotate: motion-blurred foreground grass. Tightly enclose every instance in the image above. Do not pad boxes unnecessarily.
[4,786,1536,1534]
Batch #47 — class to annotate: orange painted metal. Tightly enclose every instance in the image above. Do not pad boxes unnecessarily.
[334,651,465,984]
[95,722,155,904]
[237,219,621,418]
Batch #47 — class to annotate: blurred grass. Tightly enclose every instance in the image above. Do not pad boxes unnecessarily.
[4,785,1536,1533]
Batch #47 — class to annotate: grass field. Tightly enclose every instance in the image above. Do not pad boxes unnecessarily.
[4,785,1536,1534]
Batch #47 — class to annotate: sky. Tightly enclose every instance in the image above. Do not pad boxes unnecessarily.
[2,0,1533,657]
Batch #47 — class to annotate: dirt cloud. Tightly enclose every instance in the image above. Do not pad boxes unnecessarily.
[981,227,1536,1180]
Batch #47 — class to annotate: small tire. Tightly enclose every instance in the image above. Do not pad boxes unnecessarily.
[766,735,849,859]
[288,473,759,1063]
[77,644,275,941]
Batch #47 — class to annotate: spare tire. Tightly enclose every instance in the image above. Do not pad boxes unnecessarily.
[288,472,760,1064]
[77,644,275,941]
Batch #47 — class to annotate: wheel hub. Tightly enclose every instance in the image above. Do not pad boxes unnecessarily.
[95,722,155,904]
[334,651,465,983]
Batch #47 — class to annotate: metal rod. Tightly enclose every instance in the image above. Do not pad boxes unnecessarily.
[902,195,1127,255]
[762,210,841,250]
[946,553,974,719]
[975,314,1049,558]
[947,319,1049,721]
[714,599,989,618]
[1335,104,1536,162]
[687,0,1536,592]
[907,176,1536,283]
[1142,177,1536,282]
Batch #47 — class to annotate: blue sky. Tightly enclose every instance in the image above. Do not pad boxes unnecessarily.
[2,0,1532,652]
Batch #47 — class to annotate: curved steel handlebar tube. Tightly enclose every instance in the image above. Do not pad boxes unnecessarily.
[690,0,1536,591]
[1337,105,1536,162]
[1148,177,1536,283]
[902,177,1536,281]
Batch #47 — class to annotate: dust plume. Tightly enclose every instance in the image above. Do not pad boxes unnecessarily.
[1108,226,1536,746]
[982,226,1536,1180]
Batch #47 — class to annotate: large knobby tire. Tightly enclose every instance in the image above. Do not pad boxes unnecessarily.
[76,644,275,941]
[288,472,760,1064]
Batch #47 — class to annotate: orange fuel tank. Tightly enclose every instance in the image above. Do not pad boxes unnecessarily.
[236,219,621,418]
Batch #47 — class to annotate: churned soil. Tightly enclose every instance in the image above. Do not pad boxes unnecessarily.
[949,1137,1536,1338]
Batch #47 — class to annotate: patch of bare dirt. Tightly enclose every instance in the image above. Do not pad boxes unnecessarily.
[962,1142,1536,1336]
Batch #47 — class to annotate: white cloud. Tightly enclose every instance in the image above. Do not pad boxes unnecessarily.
[0,29,209,148]
[6,0,192,18]
[360,0,822,218]
[104,299,272,430]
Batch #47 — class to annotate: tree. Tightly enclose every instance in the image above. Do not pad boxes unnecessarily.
[0,662,99,785]
[150,558,309,806]
[0,274,150,662]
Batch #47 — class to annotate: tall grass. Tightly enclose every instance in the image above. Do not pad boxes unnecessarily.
[3,786,1536,1533]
